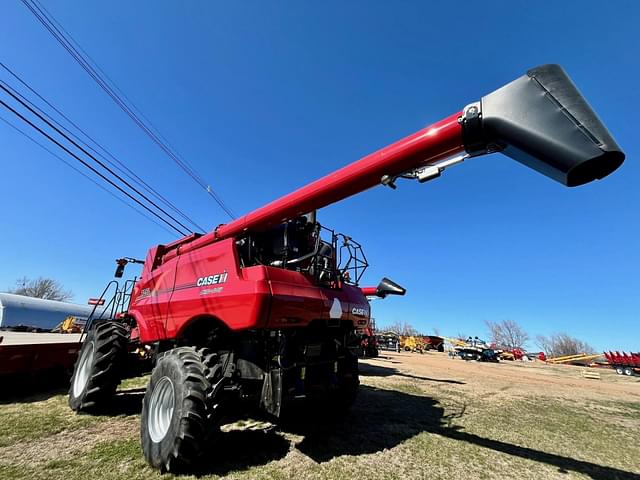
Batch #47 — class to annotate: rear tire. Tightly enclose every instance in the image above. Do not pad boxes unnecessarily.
[141,347,223,472]
[69,321,128,411]
[624,367,634,376]
[331,354,359,412]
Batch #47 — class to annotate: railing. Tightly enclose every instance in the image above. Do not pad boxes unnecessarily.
[79,277,137,342]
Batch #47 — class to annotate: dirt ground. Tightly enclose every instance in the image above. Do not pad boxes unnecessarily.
[378,350,639,403]
[1,351,639,480]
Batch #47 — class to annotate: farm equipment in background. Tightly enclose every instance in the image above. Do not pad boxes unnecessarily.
[498,348,525,361]
[546,353,604,366]
[377,332,400,352]
[400,335,427,353]
[604,352,640,376]
[358,279,406,357]
[444,336,467,348]
[52,316,85,334]
[66,64,624,472]
[423,335,445,352]
[455,337,499,362]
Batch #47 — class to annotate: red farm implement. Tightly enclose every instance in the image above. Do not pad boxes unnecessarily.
[604,352,640,376]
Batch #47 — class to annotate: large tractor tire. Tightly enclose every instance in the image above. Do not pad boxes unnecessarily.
[331,353,359,412]
[69,321,129,411]
[141,347,223,472]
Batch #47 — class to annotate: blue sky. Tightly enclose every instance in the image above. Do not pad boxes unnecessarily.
[1,1,638,351]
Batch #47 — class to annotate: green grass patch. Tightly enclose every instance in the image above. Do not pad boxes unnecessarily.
[0,394,99,447]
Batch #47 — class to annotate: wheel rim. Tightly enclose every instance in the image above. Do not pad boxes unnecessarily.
[73,343,95,397]
[148,376,175,443]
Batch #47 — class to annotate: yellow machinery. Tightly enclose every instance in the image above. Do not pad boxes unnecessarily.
[400,335,426,353]
[52,315,84,333]
[443,336,467,347]
[546,353,603,364]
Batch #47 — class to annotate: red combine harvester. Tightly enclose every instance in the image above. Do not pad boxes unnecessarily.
[67,65,624,472]
[604,352,640,376]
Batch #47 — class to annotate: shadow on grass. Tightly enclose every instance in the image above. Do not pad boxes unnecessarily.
[61,378,639,479]
[0,370,70,404]
[89,388,146,417]
[359,361,465,384]
[282,385,639,480]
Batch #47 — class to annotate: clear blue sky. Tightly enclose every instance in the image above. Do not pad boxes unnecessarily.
[1,1,637,351]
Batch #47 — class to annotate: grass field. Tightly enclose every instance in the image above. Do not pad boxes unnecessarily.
[1,352,639,480]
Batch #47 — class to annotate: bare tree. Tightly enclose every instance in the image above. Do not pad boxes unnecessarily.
[381,320,420,336]
[8,276,73,302]
[432,327,441,336]
[485,319,529,350]
[536,333,595,358]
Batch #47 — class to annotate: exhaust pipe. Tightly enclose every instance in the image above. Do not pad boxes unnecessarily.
[461,64,624,187]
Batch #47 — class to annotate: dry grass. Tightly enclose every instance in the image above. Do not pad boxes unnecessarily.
[1,353,639,480]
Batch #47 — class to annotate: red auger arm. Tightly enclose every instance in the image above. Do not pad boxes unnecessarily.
[178,64,625,255]
[361,278,407,298]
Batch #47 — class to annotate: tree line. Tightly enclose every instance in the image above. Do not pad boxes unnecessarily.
[380,318,595,357]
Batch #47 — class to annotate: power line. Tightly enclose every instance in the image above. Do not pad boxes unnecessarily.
[0,80,195,235]
[0,61,205,232]
[0,87,188,236]
[0,115,176,236]
[23,0,237,220]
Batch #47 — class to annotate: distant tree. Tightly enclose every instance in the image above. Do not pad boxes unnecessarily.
[8,276,73,302]
[433,327,441,336]
[381,320,420,336]
[535,333,595,358]
[485,319,529,350]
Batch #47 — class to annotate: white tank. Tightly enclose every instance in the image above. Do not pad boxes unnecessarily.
[0,293,102,331]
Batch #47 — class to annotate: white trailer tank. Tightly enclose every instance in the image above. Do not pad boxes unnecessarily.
[0,293,101,331]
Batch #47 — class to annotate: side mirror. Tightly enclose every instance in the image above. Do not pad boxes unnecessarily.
[376,277,406,298]
[114,259,127,278]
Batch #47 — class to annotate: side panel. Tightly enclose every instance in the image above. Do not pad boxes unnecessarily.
[164,239,271,338]
[265,268,327,327]
[129,251,178,342]
[266,269,370,329]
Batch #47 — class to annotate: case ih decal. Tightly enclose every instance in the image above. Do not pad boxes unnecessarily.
[196,272,228,287]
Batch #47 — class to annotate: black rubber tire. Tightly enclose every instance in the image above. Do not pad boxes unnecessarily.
[141,347,223,473]
[615,366,624,375]
[330,353,359,412]
[68,321,129,412]
[624,367,633,376]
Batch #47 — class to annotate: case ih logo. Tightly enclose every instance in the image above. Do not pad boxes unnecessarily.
[351,306,368,317]
[196,272,228,287]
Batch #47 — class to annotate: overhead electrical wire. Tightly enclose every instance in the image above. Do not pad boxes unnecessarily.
[0,62,205,232]
[0,115,176,236]
[22,0,237,220]
[0,83,189,236]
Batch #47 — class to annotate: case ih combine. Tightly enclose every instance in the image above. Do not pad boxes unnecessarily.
[68,65,624,472]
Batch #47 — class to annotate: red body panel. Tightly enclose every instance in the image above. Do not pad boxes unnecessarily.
[129,239,371,343]
[128,114,464,343]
